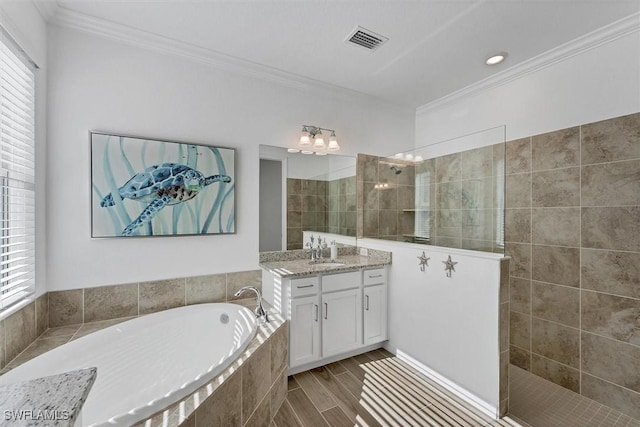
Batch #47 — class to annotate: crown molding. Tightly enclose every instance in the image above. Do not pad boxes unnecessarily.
[51,7,410,110]
[417,12,640,116]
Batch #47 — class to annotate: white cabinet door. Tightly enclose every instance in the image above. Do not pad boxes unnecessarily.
[322,288,362,358]
[289,295,321,368]
[364,284,388,345]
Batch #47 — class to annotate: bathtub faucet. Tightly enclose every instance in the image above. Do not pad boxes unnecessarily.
[234,286,270,324]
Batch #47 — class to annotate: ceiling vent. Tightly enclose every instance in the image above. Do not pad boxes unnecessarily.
[345,26,388,51]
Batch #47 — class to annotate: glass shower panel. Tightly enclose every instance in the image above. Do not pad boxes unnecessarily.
[358,126,505,254]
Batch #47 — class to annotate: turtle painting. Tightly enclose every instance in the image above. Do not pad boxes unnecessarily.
[100,162,232,236]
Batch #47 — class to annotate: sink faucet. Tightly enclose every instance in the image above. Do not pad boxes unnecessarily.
[306,234,318,261]
[234,286,270,323]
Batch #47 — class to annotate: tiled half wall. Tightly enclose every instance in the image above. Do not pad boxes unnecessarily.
[505,112,640,419]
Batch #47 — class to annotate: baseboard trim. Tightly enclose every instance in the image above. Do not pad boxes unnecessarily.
[287,342,385,376]
[384,343,498,419]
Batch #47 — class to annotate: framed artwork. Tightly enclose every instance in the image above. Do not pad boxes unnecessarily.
[91,132,235,237]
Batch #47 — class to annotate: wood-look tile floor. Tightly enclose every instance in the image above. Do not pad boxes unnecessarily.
[274,349,524,427]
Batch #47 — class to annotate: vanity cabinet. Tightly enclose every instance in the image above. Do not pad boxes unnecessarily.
[262,266,387,373]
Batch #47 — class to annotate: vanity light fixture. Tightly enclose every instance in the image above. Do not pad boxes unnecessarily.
[287,148,300,153]
[298,125,340,153]
[485,52,507,65]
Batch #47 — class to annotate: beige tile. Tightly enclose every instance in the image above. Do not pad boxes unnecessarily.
[270,368,287,419]
[84,283,138,323]
[500,349,509,402]
[139,278,185,315]
[531,245,580,287]
[581,249,640,299]
[378,186,397,210]
[378,210,397,237]
[461,177,493,209]
[433,236,461,248]
[186,274,226,305]
[244,393,271,427]
[582,207,640,251]
[435,152,461,183]
[582,291,640,346]
[582,331,640,393]
[582,160,640,207]
[363,210,378,237]
[510,311,531,350]
[505,138,531,174]
[505,209,531,243]
[49,289,83,327]
[358,154,379,183]
[5,302,36,362]
[510,345,531,371]
[39,325,80,339]
[195,370,242,427]
[462,146,494,180]
[506,173,531,208]
[242,342,271,421]
[530,353,580,393]
[500,258,510,304]
[7,336,69,368]
[270,323,288,381]
[510,277,531,314]
[287,210,302,228]
[582,372,640,420]
[301,180,317,196]
[397,164,415,187]
[461,209,494,240]
[531,127,580,171]
[531,167,580,207]
[531,318,580,369]
[505,243,531,279]
[581,112,640,165]
[531,281,579,328]
[436,181,461,210]
[500,302,509,352]
[35,294,49,337]
[287,178,301,195]
[461,239,494,252]
[531,207,580,247]
[227,270,262,302]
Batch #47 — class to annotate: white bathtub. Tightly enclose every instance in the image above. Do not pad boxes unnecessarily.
[0,303,258,426]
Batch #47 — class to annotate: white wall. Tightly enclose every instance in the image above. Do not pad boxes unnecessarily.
[415,27,640,147]
[0,1,48,297]
[359,238,503,414]
[46,25,415,291]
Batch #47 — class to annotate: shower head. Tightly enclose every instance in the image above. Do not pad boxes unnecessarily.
[390,165,402,175]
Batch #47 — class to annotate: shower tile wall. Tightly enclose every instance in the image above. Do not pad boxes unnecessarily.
[356,154,416,241]
[357,145,503,252]
[506,112,640,420]
[287,177,356,250]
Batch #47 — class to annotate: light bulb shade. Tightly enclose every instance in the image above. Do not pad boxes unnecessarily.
[328,133,339,151]
[299,130,311,147]
[313,131,325,149]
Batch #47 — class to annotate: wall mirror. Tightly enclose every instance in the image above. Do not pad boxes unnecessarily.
[259,145,356,252]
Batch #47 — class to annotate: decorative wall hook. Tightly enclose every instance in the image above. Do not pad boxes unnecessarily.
[442,255,458,278]
[417,251,430,272]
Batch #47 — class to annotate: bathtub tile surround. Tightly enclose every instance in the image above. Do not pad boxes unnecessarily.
[4,302,37,363]
[505,111,640,419]
[46,269,263,327]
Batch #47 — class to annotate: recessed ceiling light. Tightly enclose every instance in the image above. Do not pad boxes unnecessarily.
[485,53,507,65]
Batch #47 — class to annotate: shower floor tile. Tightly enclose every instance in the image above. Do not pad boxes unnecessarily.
[509,364,640,427]
[278,349,524,427]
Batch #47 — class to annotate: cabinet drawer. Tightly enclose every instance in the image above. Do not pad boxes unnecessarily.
[322,271,360,293]
[363,268,386,286]
[290,276,319,297]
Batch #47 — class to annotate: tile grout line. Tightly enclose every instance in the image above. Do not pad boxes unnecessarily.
[579,123,583,397]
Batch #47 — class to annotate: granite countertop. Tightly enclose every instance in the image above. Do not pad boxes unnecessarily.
[0,368,96,426]
[259,246,391,278]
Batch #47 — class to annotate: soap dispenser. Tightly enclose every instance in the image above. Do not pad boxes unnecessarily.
[330,240,338,260]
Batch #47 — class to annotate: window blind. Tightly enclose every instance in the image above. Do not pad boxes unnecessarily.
[0,27,36,311]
